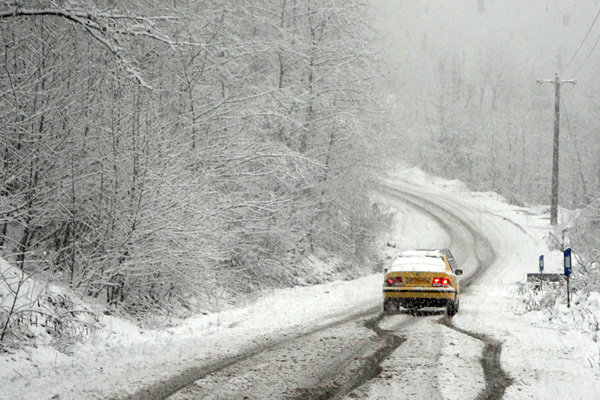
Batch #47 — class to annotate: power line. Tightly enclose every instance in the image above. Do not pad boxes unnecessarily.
[561,5,600,76]
[569,30,600,78]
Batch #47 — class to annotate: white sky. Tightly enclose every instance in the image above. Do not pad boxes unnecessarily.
[372,1,600,86]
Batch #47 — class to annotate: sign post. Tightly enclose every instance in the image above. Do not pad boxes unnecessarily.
[564,248,572,308]
[539,255,544,290]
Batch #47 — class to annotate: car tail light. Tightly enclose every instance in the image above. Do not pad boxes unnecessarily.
[385,276,403,286]
[432,277,450,287]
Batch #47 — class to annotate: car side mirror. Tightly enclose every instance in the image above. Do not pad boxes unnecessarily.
[455,269,463,276]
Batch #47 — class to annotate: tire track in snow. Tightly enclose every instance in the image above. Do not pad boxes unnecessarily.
[378,183,512,399]
[439,319,513,400]
[296,184,476,400]
[292,314,409,400]
[124,306,381,400]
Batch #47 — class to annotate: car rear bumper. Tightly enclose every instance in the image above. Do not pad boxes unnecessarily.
[383,287,456,300]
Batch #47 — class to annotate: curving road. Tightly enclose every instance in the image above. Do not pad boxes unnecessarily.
[133,182,509,400]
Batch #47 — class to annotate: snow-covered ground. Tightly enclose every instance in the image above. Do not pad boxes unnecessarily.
[1,168,599,400]
[383,169,600,400]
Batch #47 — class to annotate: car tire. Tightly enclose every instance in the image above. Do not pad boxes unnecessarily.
[446,299,459,316]
[383,299,397,315]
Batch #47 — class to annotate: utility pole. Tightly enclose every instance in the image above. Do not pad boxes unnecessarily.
[537,73,576,225]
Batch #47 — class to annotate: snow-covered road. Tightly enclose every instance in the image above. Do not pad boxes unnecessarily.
[376,174,600,400]
[2,172,599,400]
[163,180,505,399]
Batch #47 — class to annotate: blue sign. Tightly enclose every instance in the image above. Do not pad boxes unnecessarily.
[564,248,572,276]
[539,255,544,273]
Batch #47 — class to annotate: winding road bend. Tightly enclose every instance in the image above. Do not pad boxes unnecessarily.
[127,182,511,400]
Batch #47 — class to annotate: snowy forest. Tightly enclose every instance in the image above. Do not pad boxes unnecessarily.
[0,0,384,326]
[1,0,600,346]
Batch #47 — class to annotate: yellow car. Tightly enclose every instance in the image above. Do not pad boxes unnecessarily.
[383,249,463,316]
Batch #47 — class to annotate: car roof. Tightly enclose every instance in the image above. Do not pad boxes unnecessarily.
[388,256,448,273]
[397,249,445,258]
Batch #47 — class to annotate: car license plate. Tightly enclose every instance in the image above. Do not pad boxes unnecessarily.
[408,277,429,285]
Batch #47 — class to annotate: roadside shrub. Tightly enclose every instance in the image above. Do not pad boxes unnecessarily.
[0,259,97,350]
[517,280,566,312]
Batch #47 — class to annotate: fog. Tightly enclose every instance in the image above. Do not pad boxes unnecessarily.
[372,0,600,207]
[374,1,599,84]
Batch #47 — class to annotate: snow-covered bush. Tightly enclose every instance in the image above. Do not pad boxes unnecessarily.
[518,202,600,345]
[571,196,600,258]
[0,258,97,349]
[517,279,600,349]
[517,280,566,312]
[570,195,600,296]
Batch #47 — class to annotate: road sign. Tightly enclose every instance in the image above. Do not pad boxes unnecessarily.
[564,248,572,308]
[539,255,544,273]
[564,248,572,276]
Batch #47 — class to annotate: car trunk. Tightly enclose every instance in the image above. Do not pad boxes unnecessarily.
[400,271,437,287]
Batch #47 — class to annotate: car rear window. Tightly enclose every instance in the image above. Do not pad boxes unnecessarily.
[389,256,447,273]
